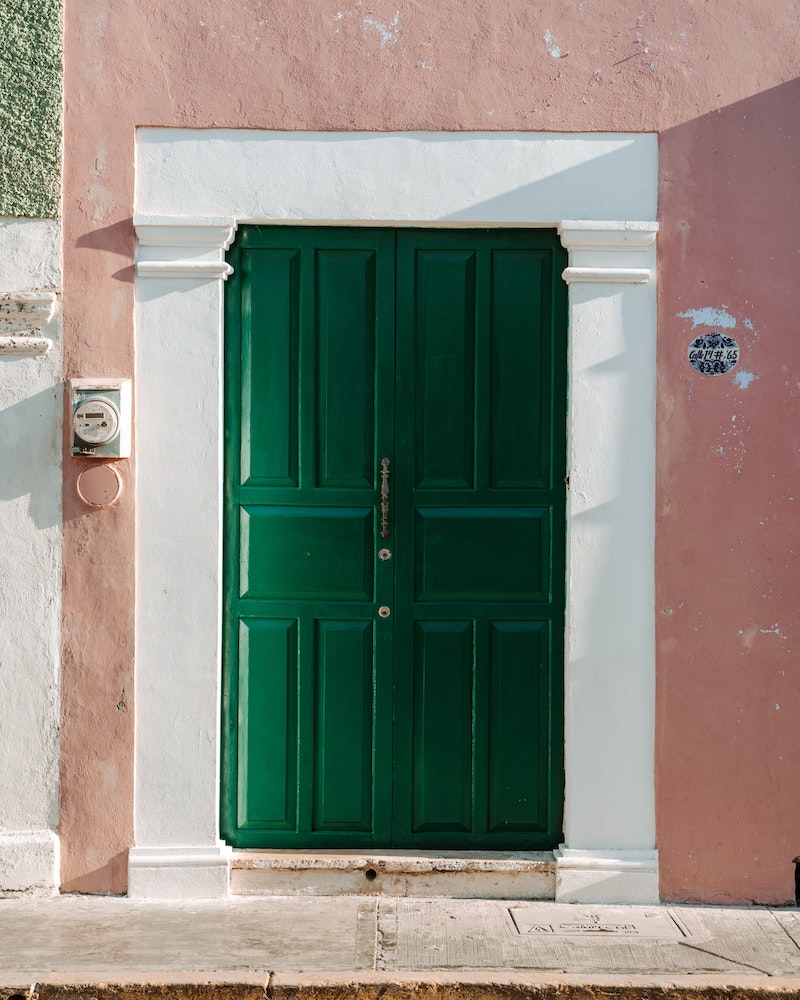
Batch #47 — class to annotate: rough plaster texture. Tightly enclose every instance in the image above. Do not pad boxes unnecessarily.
[0,218,62,893]
[0,0,61,217]
[60,0,800,901]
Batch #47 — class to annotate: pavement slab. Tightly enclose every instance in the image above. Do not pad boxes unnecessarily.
[0,896,799,999]
[378,900,800,975]
[0,897,377,978]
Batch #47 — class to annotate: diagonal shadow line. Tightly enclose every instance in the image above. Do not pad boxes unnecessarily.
[677,939,780,976]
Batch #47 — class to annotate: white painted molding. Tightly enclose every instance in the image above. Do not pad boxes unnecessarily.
[562,267,652,284]
[0,292,57,354]
[559,221,658,285]
[558,221,658,251]
[555,847,660,904]
[133,130,659,903]
[136,260,234,280]
[134,218,237,281]
[0,830,59,897]
[128,845,231,899]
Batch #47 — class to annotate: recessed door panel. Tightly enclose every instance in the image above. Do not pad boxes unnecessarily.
[411,620,474,833]
[413,249,476,489]
[240,249,300,487]
[237,618,298,830]
[490,249,553,489]
[414,507,550,602]
[240,506,373,601]
[316,249,378,489]
[313,620,375,831]
[488,621,551,832]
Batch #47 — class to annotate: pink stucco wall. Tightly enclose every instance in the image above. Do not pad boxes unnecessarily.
[63,0,800,900]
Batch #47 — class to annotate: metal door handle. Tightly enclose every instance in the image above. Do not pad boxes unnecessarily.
[380,458,390,538]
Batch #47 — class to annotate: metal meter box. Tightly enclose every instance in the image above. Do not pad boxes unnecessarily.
[70,378,132,458]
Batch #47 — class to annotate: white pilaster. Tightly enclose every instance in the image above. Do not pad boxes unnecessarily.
[556,221,659,904]
[130,217,236,898]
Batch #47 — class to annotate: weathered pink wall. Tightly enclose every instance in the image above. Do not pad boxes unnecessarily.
[657,78,800,903]
[63,0,800,899]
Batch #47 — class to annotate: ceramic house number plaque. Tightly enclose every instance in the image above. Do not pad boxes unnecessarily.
[688,332,740,376]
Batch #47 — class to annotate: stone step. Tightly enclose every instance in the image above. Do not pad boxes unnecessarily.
[230,850,556,898]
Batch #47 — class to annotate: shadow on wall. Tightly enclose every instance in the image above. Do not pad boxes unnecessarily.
[75,217,135,284]
[656,77,800,905]
[0,382,62,530]
[659,77,800,301]
[438,136,655,222]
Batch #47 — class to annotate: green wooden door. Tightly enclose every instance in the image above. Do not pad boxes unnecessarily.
[222,226,567,850]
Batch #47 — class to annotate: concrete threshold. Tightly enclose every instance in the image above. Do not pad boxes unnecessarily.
[230,850,555,898]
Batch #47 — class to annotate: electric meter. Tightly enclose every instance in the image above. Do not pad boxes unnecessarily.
[70,378,131,458]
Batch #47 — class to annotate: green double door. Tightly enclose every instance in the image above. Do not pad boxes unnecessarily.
[222,227,567,850]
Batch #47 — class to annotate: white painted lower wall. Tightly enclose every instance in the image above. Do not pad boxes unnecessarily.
[131,132,658,903]
[0,217,62,895]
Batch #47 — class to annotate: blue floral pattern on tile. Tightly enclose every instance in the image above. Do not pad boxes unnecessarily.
[687,333,740,376]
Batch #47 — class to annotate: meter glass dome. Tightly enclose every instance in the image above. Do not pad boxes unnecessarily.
[73,398,120,445]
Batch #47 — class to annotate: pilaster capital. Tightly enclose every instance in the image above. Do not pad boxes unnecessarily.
[558,220,658,284]
[134,216,238,281]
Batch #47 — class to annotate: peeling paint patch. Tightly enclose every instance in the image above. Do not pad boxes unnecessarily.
[739,623,786,651]
[678,306,737,329]
[363,11,401,47]
[544,30,562,58]
[734,370,758,390]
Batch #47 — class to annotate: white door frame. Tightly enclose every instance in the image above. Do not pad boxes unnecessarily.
[130,130,659,903]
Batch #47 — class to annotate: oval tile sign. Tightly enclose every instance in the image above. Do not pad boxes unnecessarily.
[688,332,740,376]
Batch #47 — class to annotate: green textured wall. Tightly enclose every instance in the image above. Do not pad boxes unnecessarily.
[0,0,61,218]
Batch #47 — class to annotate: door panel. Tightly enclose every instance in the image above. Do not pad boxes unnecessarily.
[488,620,552,831]
[240,249,300,487]
[240,506,374,601]
[313,620,375,831]
[413,249,477,489]
[237,618,298,831]
[411,620,475,834]
[316,249,378,488]
[490,248,552,489]
[414,507,550,602]
[223,226,566,850]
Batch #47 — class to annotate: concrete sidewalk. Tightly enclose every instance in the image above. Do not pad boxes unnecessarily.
[2,896,800,999]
